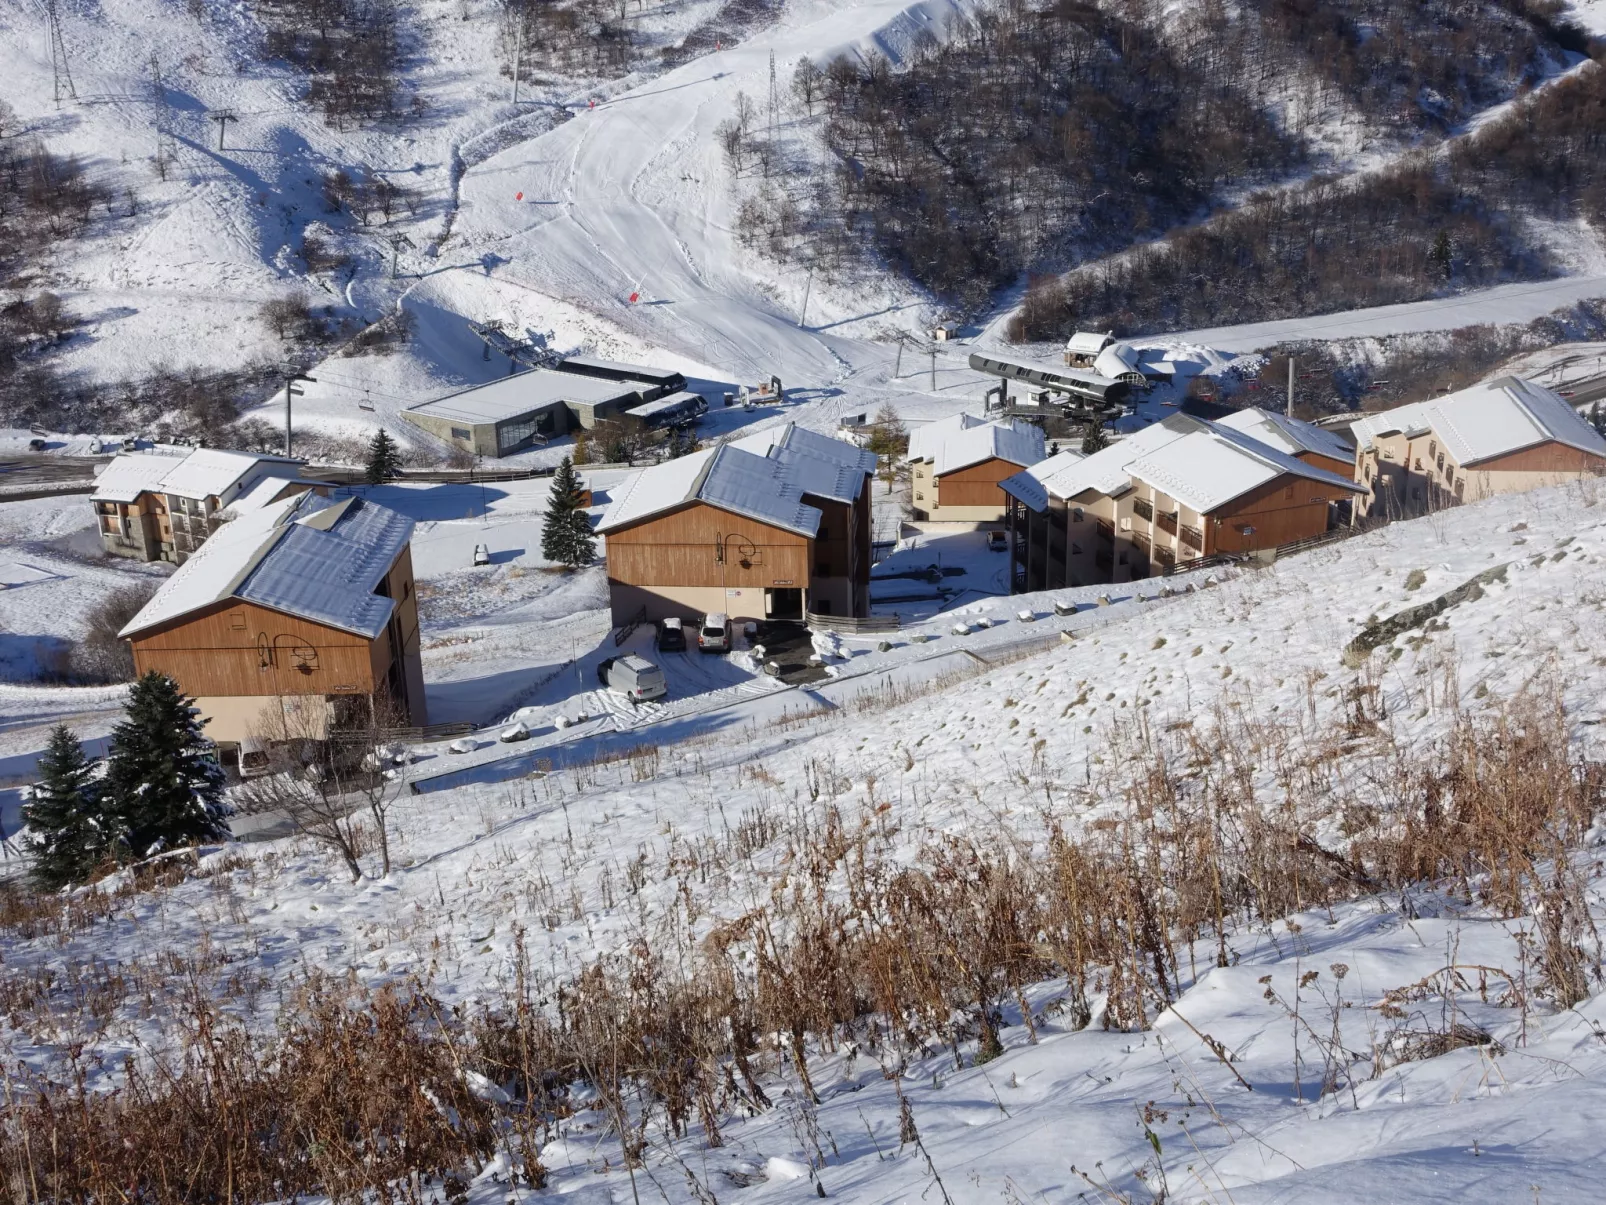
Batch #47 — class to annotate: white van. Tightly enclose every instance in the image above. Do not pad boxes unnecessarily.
[597,654,668,703]
[698,612,732,653]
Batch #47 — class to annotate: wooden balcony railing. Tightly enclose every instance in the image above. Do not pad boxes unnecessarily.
[1156,511,1178,536]
[1180,524,1204,551]
[1096,518,1114,544]
[1132,497,1154,522]
[1154,545,1176,567]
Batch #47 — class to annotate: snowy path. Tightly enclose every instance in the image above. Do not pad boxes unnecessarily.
[1163,274,1606,353]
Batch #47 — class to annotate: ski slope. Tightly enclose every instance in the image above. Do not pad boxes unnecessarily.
[453,0,978,393]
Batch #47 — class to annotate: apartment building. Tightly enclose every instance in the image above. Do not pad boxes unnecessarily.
[1352,376,1606,520]
[598,423,876,626]
[1001,412,1364,590]
[91,448,312,564]
[905,414,1045,523]
[119,492,425,767]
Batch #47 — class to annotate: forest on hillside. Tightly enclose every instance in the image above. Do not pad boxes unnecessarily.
[730,0,1598,326]
[1021,56,1606,339]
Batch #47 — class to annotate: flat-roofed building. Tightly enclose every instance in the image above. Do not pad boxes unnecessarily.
[1351,376,1606,520]
[402,369,652,458]
[555,355,686,398]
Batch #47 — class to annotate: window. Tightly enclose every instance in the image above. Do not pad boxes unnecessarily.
[1071,508,1083,522]
[1436,454,1445,471]
[1284,484,1294,499]
[403,580,411,600]
[1071,543,1082,555]
[451,426,472,442]
[1414,458,1422,470]
[1454,478,1464,498]
[915,492,924,501]
[228,610,247,631]
[1429,441,1436,458]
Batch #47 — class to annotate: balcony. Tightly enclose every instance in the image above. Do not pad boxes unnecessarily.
[1156,510,1178,536]
[1133,532,1152,556]
[1132,497,1154,522]
[1154,545,1176,567]
[1095,518,1114,544]
[1180,524,1204,551]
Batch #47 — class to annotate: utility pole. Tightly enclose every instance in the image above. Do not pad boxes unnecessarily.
[282,369,317,459]
[893,339,903,379]
[1287,356,1294,418]
[510,1,526,103]
[386,232,415,279]
[929,345,936,393]
[798,268,812,328]
[209,109,237,151]
[768,49,778,139]
[47,0,77,105]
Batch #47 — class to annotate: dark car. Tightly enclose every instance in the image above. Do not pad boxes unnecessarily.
[657,616,687,652]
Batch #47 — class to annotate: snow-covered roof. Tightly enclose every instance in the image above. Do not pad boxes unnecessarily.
[1001,414,1362,514]
[406,370,646,426]
[626,390,706,418]
[120,493,414,640]
[1002,415,1204,509]
[218,476,320,518]
[90,450,190,503]
[155,449,302,501]
[1350,376,1606,466]
[1065,330,1115,356]
[1128,423,1364,515]
[1093,344,1142,380]
[1216,407,1355,465]
[598,445,823,537]
[557,356,684,384]
[907,414,1045,475]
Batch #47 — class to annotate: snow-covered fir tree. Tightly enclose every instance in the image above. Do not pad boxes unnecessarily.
[23,725,111,889]
[365,428,404,485]
[102,672,230,860]
[541,456,596,568]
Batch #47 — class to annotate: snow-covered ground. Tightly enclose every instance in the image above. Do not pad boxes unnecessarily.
[9,478,1606,1198]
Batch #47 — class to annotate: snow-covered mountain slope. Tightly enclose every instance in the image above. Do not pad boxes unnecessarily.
[9,481,1606,1200]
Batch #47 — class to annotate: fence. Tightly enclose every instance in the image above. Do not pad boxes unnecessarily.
[806,610,901,634]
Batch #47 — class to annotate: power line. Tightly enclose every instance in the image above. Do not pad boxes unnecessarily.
[209,109,238,151]
[46,0,77,105]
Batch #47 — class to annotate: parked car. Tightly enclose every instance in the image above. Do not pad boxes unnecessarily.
[597,655,668,703]
[473,544,490,567]
[27,438,46,452]
[987,530,1009,552]
[657,616,686,652]
[698,612,732,653]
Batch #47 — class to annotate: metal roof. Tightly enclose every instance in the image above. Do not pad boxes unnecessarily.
[405,369,646,426]
[120,493,414,640]
[90,450,190,503]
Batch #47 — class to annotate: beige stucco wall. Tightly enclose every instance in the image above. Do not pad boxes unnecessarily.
[196,694,335,745]
[1355,430,1603,519]
[607,580,806,626]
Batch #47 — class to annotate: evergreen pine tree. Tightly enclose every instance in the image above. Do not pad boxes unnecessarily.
[1081,422,1111,455]
[23,725,111,889]
[365,428,403,485]
[541,456,596,568]
[102,672,230,860]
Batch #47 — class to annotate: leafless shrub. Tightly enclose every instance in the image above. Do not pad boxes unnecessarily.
[69,581,160,683]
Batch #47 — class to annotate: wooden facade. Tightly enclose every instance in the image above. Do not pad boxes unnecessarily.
[127,545,424,744]
[604,482,872,625]
[936,457,1020,509]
